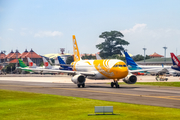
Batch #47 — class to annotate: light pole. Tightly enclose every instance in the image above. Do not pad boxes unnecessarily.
[143,48,147,63]
[163,46,167,63]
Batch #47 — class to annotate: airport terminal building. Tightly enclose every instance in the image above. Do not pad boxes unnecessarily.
[0,49,42,66]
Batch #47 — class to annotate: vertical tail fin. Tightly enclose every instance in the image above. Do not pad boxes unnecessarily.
[72,35,81,62]
[42,57,52,68]
[58,56,68,69]
[57,56,66,64]
[18,59,27,68]
[170,53,180,67]
[162,64,164,68]
[124,51,138,67]
[27,57,36,68]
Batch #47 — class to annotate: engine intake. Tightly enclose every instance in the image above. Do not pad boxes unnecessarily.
[123,74,137,84]
[71,75,86,84]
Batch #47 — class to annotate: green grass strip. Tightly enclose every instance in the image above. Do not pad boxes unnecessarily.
[135,82,180,87]
[0,89,180,120]
[109,82,180,87]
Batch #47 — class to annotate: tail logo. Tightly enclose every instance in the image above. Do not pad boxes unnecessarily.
[29,62,33,66]
[173,56,179,65]
[171,53,180,66]
[44,62,48,67]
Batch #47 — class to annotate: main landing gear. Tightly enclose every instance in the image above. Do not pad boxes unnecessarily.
[111,80,119,88]
[77,83,85,88]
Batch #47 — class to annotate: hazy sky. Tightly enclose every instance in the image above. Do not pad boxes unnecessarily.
[0,0,180,57]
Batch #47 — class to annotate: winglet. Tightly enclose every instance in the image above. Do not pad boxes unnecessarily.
[170,53,180,67]
[72,35,81,62]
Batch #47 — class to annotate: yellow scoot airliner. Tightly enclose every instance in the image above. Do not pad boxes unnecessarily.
[70,35,138,88]
[20,35,138,88]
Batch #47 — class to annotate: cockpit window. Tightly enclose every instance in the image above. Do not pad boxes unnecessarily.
[113,64,127,67]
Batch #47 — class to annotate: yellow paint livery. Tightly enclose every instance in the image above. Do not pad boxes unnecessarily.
[72,35,81,62]
[93,60,128,79]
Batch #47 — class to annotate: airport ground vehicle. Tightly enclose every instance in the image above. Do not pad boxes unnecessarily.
[172,72,180,77]
[156,74,168,81]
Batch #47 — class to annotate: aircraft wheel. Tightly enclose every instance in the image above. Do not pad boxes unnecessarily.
[77,84,81,88]
[111,82,114,88]
[116,84,119,88]
[82,83,85,88]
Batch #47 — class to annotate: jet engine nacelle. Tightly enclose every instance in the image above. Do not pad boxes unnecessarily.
[123,74,137,84]
[71,75,86,84]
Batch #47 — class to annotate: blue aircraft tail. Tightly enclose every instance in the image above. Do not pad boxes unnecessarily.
[57,56,72,70]
[58,56,66,64]
[124,51,138,66]
[124,51,142,70]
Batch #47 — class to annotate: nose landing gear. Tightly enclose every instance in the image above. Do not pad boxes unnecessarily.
[111,79,119,88]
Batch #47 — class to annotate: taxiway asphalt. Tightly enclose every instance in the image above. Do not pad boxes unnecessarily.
[0,75,180,109]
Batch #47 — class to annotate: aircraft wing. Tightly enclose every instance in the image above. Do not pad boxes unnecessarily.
[20,67,95,76]
[129,68,169,73]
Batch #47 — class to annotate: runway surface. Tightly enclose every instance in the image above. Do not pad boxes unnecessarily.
[0,75,180,109]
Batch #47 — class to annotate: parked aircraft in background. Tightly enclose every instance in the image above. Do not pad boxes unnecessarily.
[170,53,180,71]
[18,59,37,72]
[27,57,38,68]
[42,57,61,70]
[57,56,73,70]
[20,35,151,88]
[124,51,171,75]
[18,58,60,74]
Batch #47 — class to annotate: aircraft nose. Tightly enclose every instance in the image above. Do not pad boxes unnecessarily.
[119,67,128,76]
